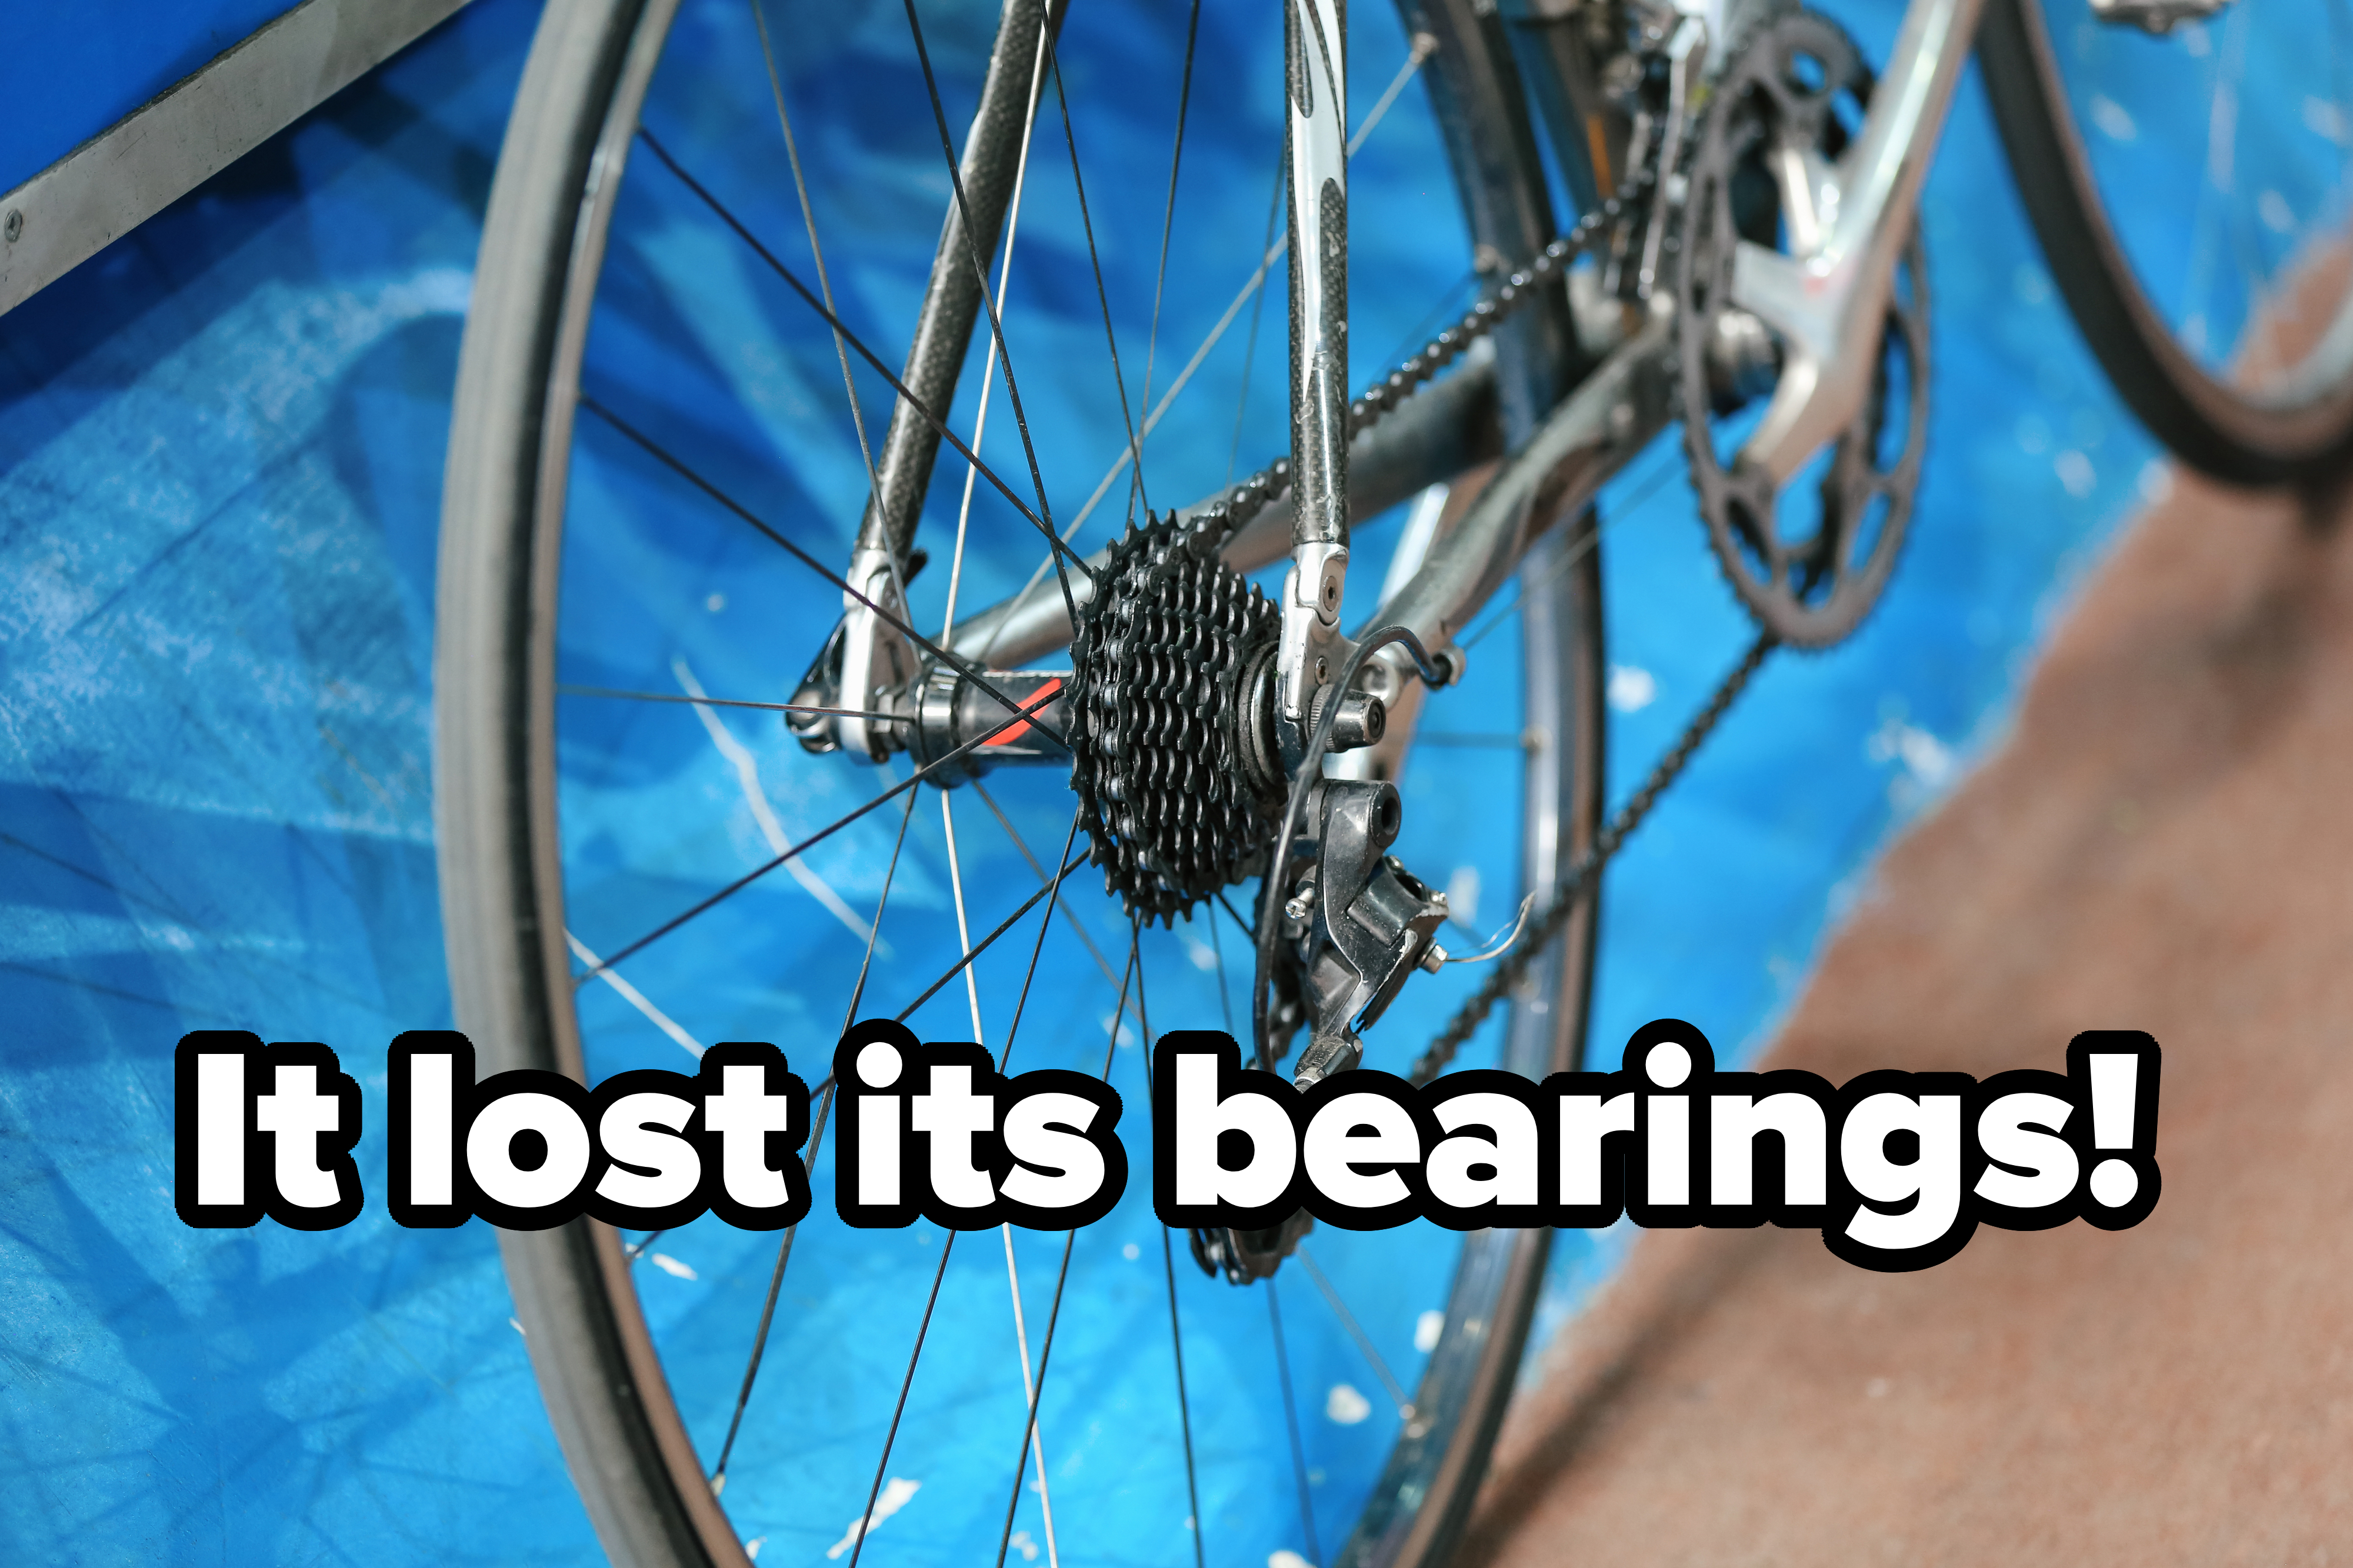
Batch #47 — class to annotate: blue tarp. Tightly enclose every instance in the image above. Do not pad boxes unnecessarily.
[0,0,2203,1559]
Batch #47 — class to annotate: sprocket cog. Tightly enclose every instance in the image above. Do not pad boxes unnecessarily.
[1067,513,1285,926]
[1671,4,1932,649]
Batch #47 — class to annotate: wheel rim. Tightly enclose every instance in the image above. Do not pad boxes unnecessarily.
[435,2,1602,1566]
[1985,0,2353,476]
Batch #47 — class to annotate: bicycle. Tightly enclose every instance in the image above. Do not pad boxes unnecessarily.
[433,0,2353,1564]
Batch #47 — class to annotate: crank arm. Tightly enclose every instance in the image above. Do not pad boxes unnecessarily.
[1728,0,1984,483]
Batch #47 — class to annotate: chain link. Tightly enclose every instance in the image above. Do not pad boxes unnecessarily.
[1407,632,1777,1087]
[1188,189,1641,549]
[1156,173,1758,1087]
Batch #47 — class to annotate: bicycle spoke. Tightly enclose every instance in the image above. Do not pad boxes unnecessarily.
[709,1075,837,1490]
[746,0,880,491]
[989,1226,1078,1568]
[990,929,1139,1568]
[992,803,1105,1057]
[575,681,1064,982]
[1347,30,1438,159]
[1103,929,1138,1079]
[974,213,1295,660]
[1456,453,1682,652]
[1023,229,1287,593]
[1227,136,1287,488]
[557,683,906,725]
[564,929,705,1060]
[2218,8,2259,325]
[943,793,989,1045]
[1374,265,1479,373]
[899,0,1075,625]
[966,40,1159,669]
[676,655,873,946]
[892,847,1090,1025]
[1129,0,1205,526]
[851,782,926,1027]
[1132,925,1208,1568]
[578,394,1071,745]
[1215,888,1255,953]
[999,1223,1063,1568]
[1205,887,1235,1036]
[1268,1278,1323,1567]
[709,760,924,1490]
[741,0,937,668]
[2180,8,2244,352]
[843,1226,959,1568]
[1043,31,1152,525]
[631,131,1096,589]
[944,11,1055,642]
[986,32,1439,653]
[971,780,1121,993]
[1160,1226,1209,1568]
[1296,1242,1414,1417]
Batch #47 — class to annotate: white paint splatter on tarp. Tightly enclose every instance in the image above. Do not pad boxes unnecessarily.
[826,1476,921,1560]
[1606,665,1657,713]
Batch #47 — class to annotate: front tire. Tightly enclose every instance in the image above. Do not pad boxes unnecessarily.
[1981,0,2353,483]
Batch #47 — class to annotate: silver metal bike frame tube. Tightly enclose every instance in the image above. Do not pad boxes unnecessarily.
[946,355,1503,670]
[1374,314,1674,662]
[943,305,1677,686]
[1279,0,1353,733]
[835,0,1062,759]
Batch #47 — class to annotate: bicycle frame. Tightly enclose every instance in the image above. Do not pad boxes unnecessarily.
[932,0,1988,700]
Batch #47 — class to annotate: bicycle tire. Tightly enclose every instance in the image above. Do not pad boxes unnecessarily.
[434,2,1602,1567]
[1980,0,2353,484]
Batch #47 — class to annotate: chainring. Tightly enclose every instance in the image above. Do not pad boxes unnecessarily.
[1067,513,1285,926]
[1672,5,1932,649]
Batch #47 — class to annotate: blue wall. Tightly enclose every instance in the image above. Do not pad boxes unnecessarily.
[1,2,311,191]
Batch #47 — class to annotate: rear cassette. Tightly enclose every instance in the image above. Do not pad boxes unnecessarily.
[1067,514,1285,925]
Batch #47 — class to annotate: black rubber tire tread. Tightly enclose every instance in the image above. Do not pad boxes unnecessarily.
[1979,0,2353,483]
[434,1,744,1565]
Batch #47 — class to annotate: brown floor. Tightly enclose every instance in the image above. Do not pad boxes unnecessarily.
[1460,465,2353,1565]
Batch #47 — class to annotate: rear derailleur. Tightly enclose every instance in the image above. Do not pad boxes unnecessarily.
[784,515,1472,1285]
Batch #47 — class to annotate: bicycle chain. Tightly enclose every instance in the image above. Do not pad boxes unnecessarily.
[1407,632,1777,1087]
[1120,166,1779,1086]
[1186,186,1645,551]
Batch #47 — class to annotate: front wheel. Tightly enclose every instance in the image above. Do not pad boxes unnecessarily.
[1981,0,2353,483]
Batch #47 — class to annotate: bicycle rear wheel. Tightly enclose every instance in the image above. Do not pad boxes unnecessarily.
[434,2,1604,1566]
[1981,0,2353,482]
